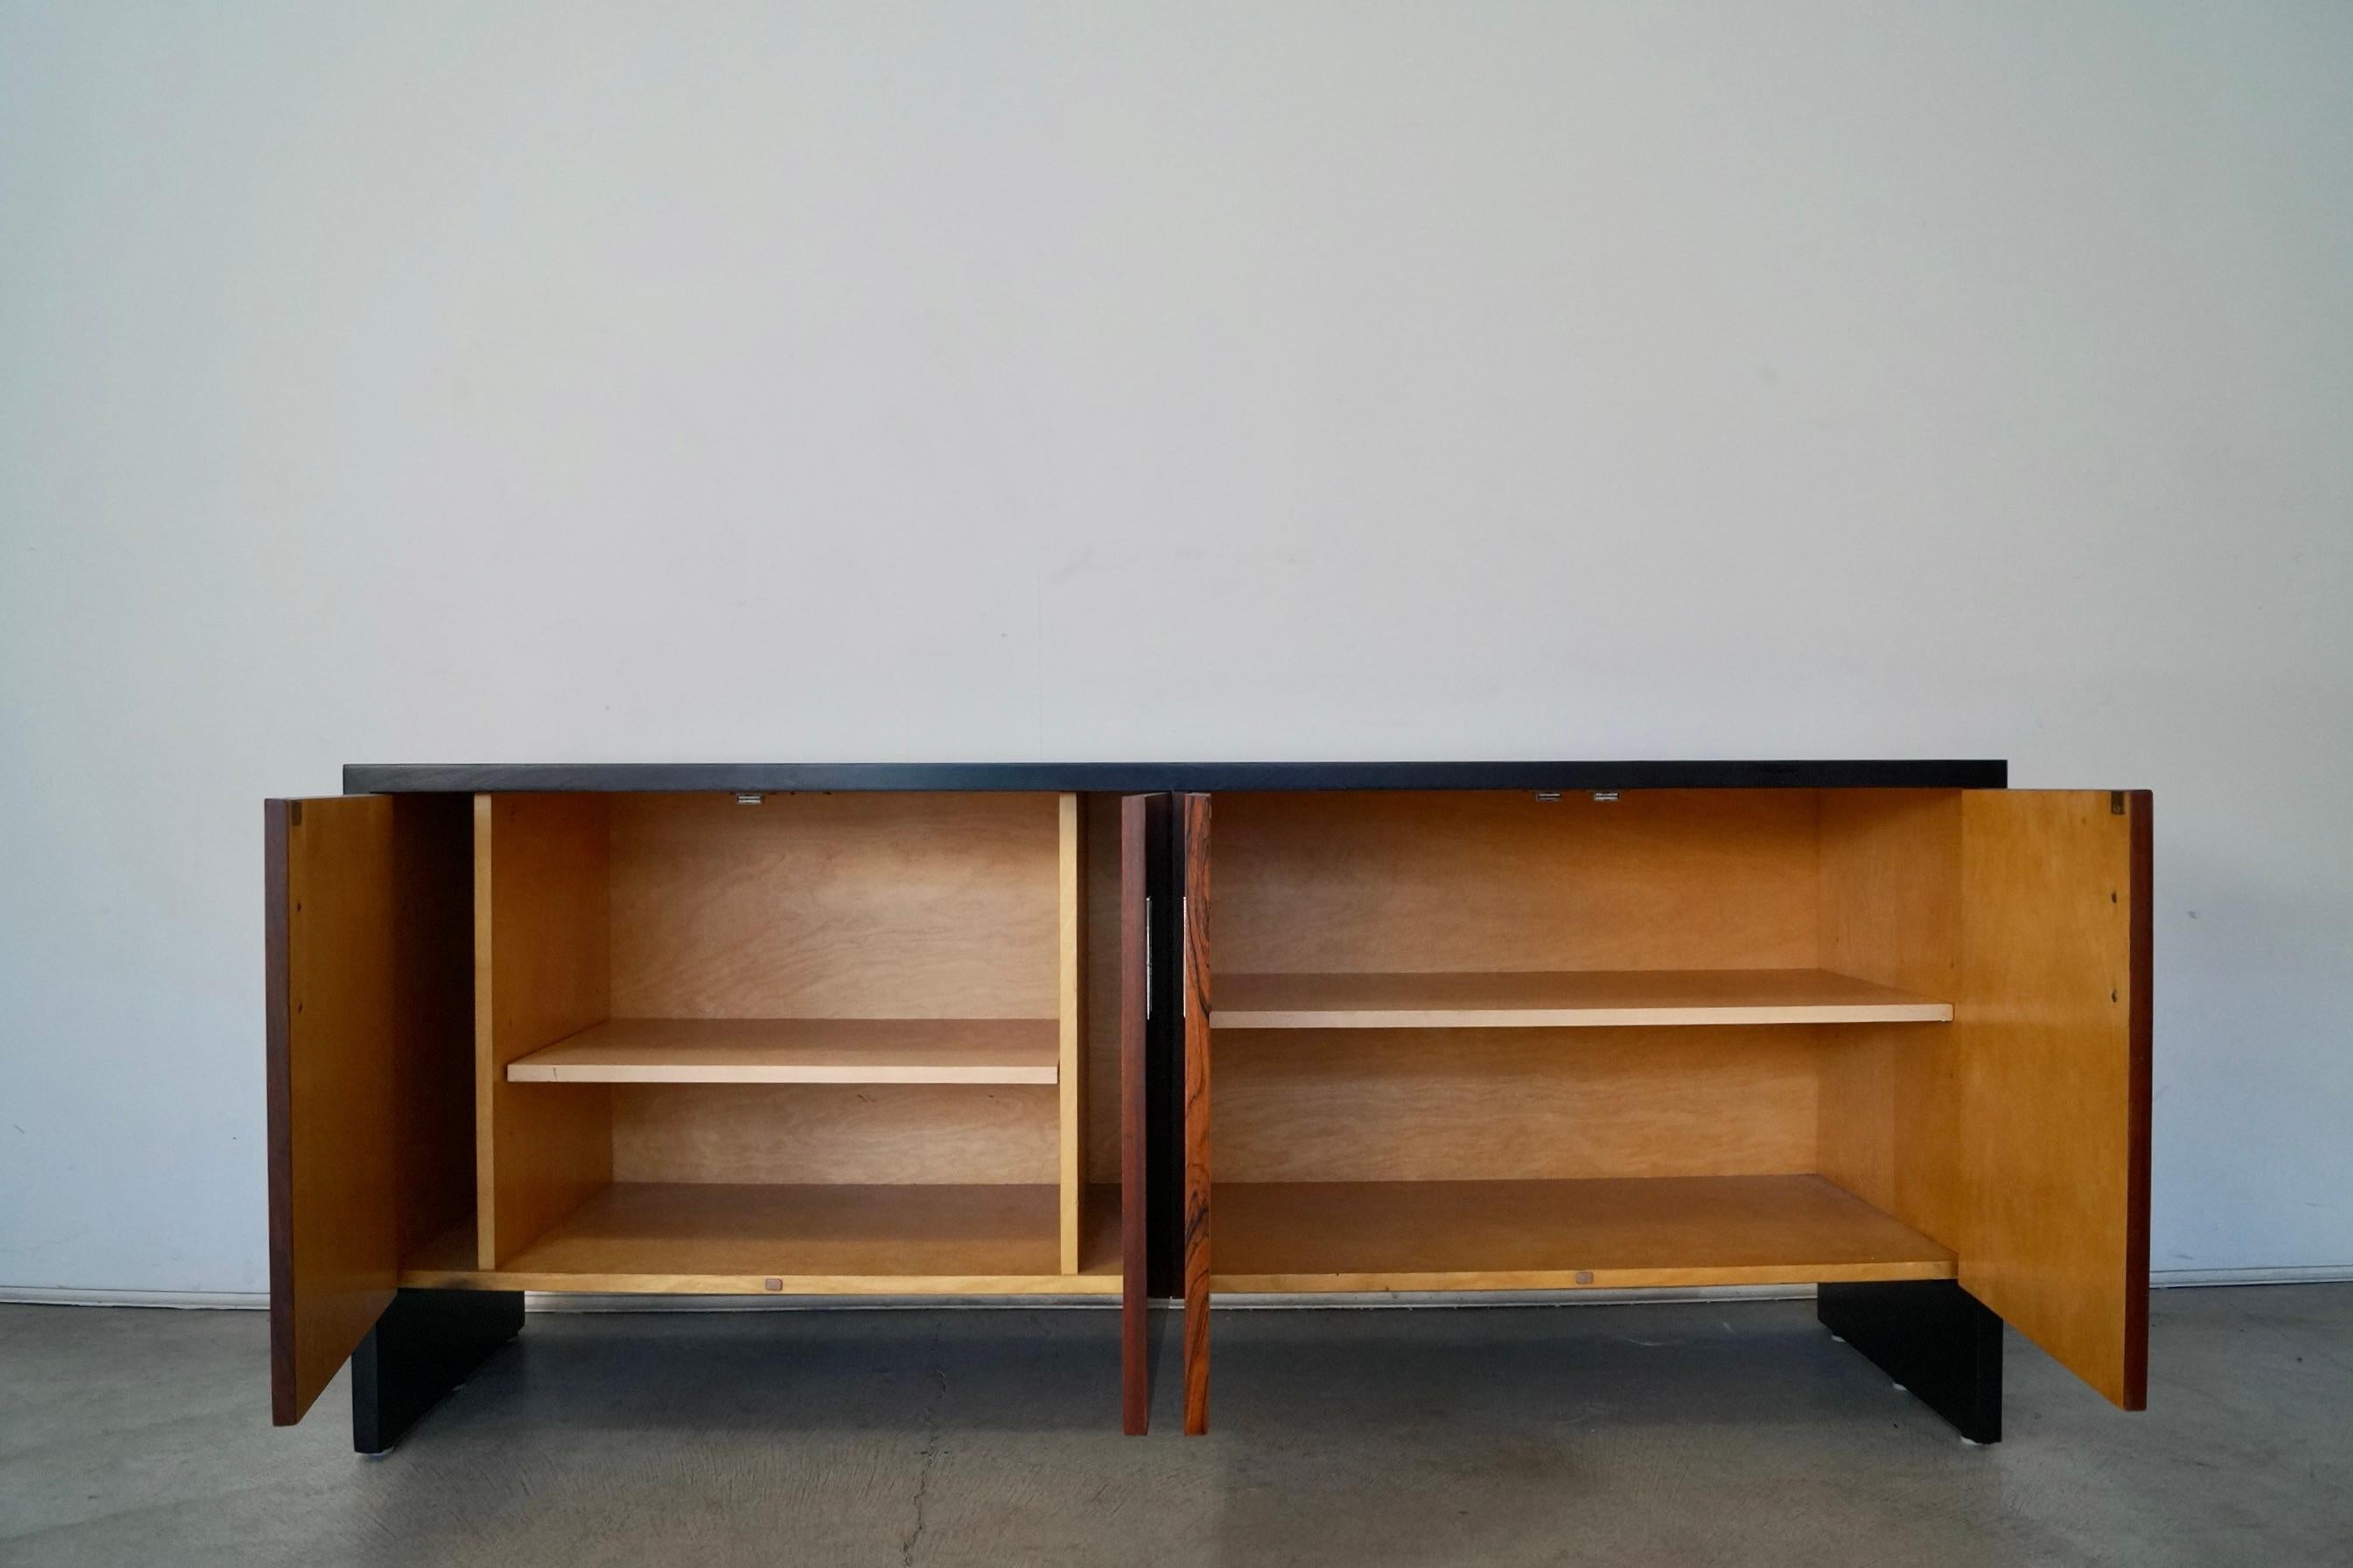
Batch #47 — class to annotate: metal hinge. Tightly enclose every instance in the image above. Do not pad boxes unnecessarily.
[2110,791,2125,816]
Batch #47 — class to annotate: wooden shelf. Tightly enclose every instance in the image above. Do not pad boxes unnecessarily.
[402,1182,1121,1294]
[1210,968,1953,1030]
[1208,1175,1957,1292]
[503,1018,1060,1085]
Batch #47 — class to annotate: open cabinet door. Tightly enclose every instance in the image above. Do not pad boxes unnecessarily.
[1957,790,2152,1409]
[265,795,473,1424]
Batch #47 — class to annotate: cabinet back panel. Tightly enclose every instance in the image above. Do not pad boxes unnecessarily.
[611,1083,1057,1185]
[608,793,1061,1018]
[1213,791,1822,974]
[1214,1028,1821,1182]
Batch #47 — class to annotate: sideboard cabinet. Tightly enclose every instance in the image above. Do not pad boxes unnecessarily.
[265,761,2147,1450]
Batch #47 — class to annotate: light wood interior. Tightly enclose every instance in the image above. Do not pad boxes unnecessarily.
[475,794,613,1269]
[403,1183,1122,1295]
[1215,1028,1824,1183]
[1816,788,1967,1252]
[1210,1176,1956,1292]
[1202,786,2147,1410]
[504,1018,1059,1083]
[440,790,1114,1292]
[611,1083,1054,1185]
[1214,968,1950,1029]
[1213,789,1824,973]
[1205,789,1964,1294]
[608,792,1058,1018]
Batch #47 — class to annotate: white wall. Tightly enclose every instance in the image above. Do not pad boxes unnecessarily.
[3,2,2349,1295]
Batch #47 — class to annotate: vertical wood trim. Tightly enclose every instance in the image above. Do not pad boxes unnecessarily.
[1059,794,1086,1274]
[1120,795,1151,1434]
[1180,793,1213,1436]
[263,800,298,1423]
[473,796,496,1268]
[2124,791,2153,1409]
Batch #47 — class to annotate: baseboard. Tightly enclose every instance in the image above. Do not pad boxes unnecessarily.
[0,1287,270,1309]
[6,1265,2349,1312]
[2149,1264,2353,1287]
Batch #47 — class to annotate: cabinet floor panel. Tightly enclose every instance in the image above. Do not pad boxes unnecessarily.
[1209,1176,1957,1292]
[1212,969,1952,1030]
[505,1018,1060,1084]
[402,1183,1121,1295]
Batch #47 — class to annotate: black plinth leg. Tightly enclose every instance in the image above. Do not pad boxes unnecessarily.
[351,1287,524,1454]
[1818,1279,2002,1444]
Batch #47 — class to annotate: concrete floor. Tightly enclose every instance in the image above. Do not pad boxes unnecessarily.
[2,1286,2347,1567]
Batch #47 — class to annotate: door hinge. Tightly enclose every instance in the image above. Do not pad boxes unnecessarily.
[287,801,303,827]
[2110,791,2125,816]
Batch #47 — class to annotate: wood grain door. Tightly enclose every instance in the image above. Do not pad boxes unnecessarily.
[1956,789,2153,1408]
[265,794,473,1424]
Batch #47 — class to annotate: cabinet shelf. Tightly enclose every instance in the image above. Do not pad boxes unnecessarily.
[1208,1175,1957,1292]
[1210,968,1952,1030]
[403,1181,1121,1294]
[503,1018,1060,1085]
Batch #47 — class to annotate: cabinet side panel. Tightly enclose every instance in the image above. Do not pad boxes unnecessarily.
[1956,790,2149,1410]
[1817,790,1964,1249]
[478,794,613,1266]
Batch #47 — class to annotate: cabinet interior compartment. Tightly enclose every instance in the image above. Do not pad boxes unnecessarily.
[1205,788,1969,1292]
[400,790,1123,1293]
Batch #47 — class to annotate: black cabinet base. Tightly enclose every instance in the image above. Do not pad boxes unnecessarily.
[1818,1279,2002,1444]
[351,1288,524,1454]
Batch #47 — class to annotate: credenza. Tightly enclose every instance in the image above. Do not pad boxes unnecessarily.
[264,761,2149,1449]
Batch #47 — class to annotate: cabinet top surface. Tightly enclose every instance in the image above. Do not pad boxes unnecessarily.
[341,760,2006,794]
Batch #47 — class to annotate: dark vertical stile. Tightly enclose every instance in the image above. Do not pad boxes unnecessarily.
[1180,794,1213,1435]
[263,801,298,1424]
[1147,796,1180,1295]
[2124,791,2153,1409]
[1119,795,1152,1434]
